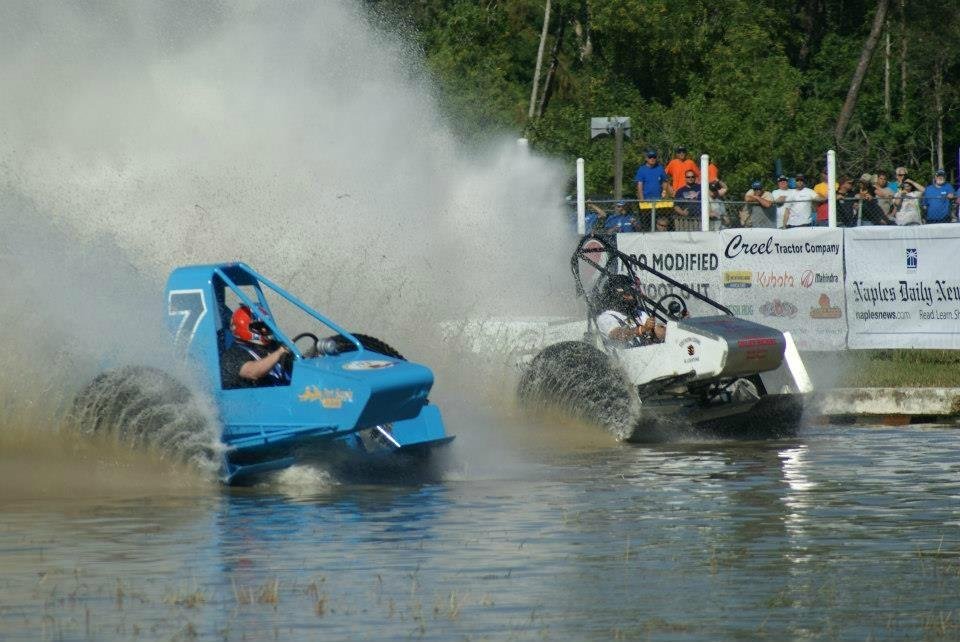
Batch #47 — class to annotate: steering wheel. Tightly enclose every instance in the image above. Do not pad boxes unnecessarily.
[291,332,320,357]
[655,294,688,321]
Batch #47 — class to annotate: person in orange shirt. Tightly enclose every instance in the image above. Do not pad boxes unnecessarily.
[665,146,699,193]
[707,162,719,183]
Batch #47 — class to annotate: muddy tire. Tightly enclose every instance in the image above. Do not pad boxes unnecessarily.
[70,366,217,471]
[325,333,405,360]
[517,341,641,438]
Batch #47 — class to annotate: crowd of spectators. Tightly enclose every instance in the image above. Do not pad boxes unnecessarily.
[583,148,958,233]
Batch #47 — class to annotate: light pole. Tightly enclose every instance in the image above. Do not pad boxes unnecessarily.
[590,117,631,201]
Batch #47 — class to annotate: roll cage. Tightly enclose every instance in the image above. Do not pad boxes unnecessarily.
[571,234,733,336]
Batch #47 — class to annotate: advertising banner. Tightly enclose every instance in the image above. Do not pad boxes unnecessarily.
[845,224,960,349]
[718,228,846,350]
[616,232,723,318]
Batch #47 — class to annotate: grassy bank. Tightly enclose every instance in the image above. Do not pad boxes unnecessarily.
[805,350,960,388]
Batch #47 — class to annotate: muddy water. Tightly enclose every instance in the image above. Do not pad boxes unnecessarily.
[1,422,959,641]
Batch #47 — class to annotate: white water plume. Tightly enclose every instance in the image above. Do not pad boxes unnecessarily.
[1,1,578,480]
[1,1,574,339]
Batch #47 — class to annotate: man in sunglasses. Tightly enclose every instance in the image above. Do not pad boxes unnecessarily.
[221,304,291,389]
[672,170,702,231]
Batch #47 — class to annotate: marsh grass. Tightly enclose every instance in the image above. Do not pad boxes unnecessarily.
[164,583,206,609]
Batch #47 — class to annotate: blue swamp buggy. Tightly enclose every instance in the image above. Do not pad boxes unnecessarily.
[73,263,453,484]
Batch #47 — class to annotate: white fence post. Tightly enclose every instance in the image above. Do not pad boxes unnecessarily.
[576,157,586,235]
[700,154,709,232]
[827,149,837,227]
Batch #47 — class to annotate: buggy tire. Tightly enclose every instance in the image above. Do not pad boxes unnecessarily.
[70,366,216,469]
[517,341,641,438]
[326,333,405,360]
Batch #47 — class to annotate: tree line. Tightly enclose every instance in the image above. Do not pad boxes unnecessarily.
[366,0,959,197]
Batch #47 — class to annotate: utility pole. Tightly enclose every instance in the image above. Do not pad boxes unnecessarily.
[590,117,631,200]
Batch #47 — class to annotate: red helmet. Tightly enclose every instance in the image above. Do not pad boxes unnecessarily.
[230,304,272,346]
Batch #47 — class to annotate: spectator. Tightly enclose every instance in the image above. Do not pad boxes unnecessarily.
[889,166,908,193]
[672,170,702,231]
[771,175,792,229]
[813,169,833,226]
[708,181,729,230]
[891,178,924,225]
[836,176,859,227]
[744,180,776,228]
[585,201,610,232]
[783,174,821,228]
[634,150,670,204]
[857,179,892,225]
[665,146,699,194]
[654,215,672,232]
[604,200,636,233]
[874,171,895,219]
[922,169,956,223]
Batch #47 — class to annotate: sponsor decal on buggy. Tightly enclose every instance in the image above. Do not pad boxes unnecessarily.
[801,270,840,288]
[342,359,395,371]
[738,337,776,360]
[810,294,843,319]
[723,270,752,288]
[759,299,797,318]
[678,337,701,363]
[298,386,354,408]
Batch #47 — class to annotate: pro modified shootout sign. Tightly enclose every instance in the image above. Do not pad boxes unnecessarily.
[616,232,722,318]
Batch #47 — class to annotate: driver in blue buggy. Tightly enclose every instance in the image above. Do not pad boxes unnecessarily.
[596,275,666,347]
[220,304,291,389]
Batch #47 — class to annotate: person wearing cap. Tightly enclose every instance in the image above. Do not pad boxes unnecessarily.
[836,176,859,227]
[634,150,670,204]
[707,181,731,229]
[771,175,793,229]
[665,146,699,193]
[783,173,822,228]
[585,200,610,232]
[604,200,636,233]
[922,169,956,223]
[744,180,775,228]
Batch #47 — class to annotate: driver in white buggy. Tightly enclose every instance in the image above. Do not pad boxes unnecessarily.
[596,275,666,347]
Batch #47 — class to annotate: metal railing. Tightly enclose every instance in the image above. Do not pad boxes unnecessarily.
[580,195,958,232]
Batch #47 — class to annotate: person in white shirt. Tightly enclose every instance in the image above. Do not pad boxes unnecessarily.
[784,173,823,228]
[595,275,665,346]
[771,175,792,229]
[892,178,924,225]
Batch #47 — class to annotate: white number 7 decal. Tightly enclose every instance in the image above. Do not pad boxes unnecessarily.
[168,289,207,352]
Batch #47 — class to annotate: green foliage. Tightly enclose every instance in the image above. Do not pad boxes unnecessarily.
[367,0,960,196]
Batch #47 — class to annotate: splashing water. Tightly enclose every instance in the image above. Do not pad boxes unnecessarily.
[0,1,576,485]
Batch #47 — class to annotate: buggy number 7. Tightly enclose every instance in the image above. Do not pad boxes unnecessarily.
[168,289,207,352]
